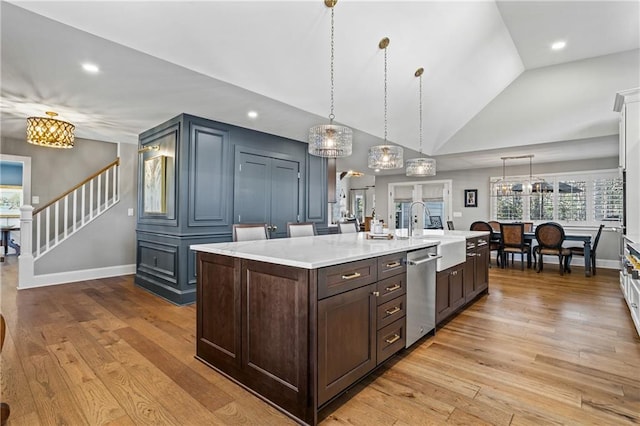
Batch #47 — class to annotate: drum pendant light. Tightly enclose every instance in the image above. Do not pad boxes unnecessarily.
[406,67,436,177]
[308,0,353,158]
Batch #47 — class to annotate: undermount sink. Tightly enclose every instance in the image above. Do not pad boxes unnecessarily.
[434,238,466,271]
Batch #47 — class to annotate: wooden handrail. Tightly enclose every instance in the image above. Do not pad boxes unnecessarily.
[33,158,120,215]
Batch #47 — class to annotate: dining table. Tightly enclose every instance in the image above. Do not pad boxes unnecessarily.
[493,231,593,276]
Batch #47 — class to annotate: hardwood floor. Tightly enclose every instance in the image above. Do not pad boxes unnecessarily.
[1,257,638,425]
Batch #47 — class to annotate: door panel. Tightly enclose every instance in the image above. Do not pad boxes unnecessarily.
[270,159,299,238]
[235,153,270,224]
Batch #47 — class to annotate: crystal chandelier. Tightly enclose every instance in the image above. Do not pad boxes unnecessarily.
[406,67,436,177]
[368,37,403,170]
[26,111,75,149]
[492,155,546,196]
[308,0,352,158]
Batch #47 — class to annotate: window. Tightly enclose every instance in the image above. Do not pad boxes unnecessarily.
[490,170,622,226]
[388,180,452,230]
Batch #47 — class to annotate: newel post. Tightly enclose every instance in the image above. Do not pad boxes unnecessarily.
[18,205,34,288]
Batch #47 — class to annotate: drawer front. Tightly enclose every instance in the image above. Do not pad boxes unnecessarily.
[378,252,407,279]
[377,317,406,365]
[376,275,406,305]
[466,237,478,252]
[377,295,406,329]
[318,258,378,299]
[476,235,489,249]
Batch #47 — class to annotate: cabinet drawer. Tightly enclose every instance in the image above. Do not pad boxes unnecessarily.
[376,275,406,305]
[377,295,406,329]
[466,237,478,251]
[318,258,378,299]
[377,317,405,365]
[378,252,407,279]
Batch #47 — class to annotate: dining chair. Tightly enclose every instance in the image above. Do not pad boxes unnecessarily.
[499,223,531,270]
[287,222,317,238]
[523,222,534,233]
[534,222,572,275]
[568,224,604,276]
[429,216,443,229]
[488,221,501,233]
[446,220,454,230]
[232,223,269,242]
[470,221,501,267]
[338,222,358,233]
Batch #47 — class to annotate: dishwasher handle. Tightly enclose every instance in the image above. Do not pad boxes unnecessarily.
[407,254,442,266]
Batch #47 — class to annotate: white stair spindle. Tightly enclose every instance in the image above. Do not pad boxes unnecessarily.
[73,190,77,233]
[113,163,118,202]
[46,207,50,251]
[64,195,68,239]
[105,169,110,208]
[54,202,59,245]
[81,184,86,226]
[36,211,41,257]
[97,174,102,214]
[89,180,94,220]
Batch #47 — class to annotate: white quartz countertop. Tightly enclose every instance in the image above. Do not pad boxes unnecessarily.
[190,233,443,269]
[190,230,489,269]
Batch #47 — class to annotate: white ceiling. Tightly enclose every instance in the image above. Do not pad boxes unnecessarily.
[1,1,638,174]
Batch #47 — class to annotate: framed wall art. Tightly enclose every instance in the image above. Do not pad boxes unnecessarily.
[464,189,477,208]
[143,155,166,214]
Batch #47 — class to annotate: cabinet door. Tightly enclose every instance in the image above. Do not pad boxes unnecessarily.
[197,253,241,374]
[234,152,300,239]
[318,284,377,406]
[449,265,465,311]
[475,245,489,294]
[464,248,476,302]
[436,270,451,324]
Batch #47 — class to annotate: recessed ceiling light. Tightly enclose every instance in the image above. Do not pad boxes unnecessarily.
[551,41,566,51]
[82,63,100,73]
[247,111,258,119]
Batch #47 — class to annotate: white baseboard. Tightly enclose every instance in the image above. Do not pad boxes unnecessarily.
[18,264,136,290]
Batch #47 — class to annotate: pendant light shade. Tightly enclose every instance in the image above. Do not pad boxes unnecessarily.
[26,111,75,149]
[368,37,403,170]
[308,0,352,158]
[368,145,404,169]
[406,67,436,177]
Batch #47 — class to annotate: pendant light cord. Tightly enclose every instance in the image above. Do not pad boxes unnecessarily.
[419,73,423,154]
[329,6,335,123]
[383,45,388,143]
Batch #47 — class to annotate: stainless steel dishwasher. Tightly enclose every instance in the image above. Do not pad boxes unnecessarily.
[405,246,440,348]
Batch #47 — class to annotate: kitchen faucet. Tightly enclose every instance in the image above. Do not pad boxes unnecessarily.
[408,201,431,237]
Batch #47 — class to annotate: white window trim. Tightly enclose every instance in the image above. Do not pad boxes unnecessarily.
[387,179,453,230]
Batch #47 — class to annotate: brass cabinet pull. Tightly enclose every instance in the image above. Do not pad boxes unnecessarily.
[467,253,476,257]
[341,272,362,280]
[385,334,400,344]
[386,261,401,268]
[385,283,401,292]
[385,306,401,315]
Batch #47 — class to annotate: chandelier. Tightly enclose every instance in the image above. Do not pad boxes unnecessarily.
[406,67,436,177]
[26,111,75,149]
[368,37,403,170]
[308,0,352,158]
[492,155,545,196]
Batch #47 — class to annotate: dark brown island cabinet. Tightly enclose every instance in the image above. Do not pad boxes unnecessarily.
[194,236,488,425]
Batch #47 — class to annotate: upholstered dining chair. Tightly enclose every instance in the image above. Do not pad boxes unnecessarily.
[470,221,501,267]
[287,222,317,238]
[232,223,269,242]
[488,221,501,233]
[499,223,531,270]
[338,222,358,233]
[534,222,572,275]
[568,224,604,276]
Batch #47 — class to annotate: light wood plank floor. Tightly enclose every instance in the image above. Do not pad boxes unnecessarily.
[2,257,639,425]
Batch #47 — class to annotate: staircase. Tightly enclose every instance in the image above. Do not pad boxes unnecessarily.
[19,158,120,287]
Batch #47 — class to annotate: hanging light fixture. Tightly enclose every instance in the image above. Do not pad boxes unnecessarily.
[492,157,515,197]
[368,37,403,170]
[308,0,352,158]
[406,67,436,177]
[520,155,546,195]
[26,111,75,149]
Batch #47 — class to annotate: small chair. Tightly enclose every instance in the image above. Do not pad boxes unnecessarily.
[534,222,572,275]
[338,222,358,233]
[1,313,9,426]
[287,222,317,238]
[446,220,454,230]
[429,216,443,229]
[499,223,531,270]
[568,224,604,275]
[523,222,534,233]
[488,221,501,233]
[232,223,269,242]
[470,221,501,267]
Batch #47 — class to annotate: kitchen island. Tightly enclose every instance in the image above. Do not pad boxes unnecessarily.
[191,231,488,425]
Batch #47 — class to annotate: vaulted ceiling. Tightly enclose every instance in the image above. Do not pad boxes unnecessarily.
[1,1,638,173]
